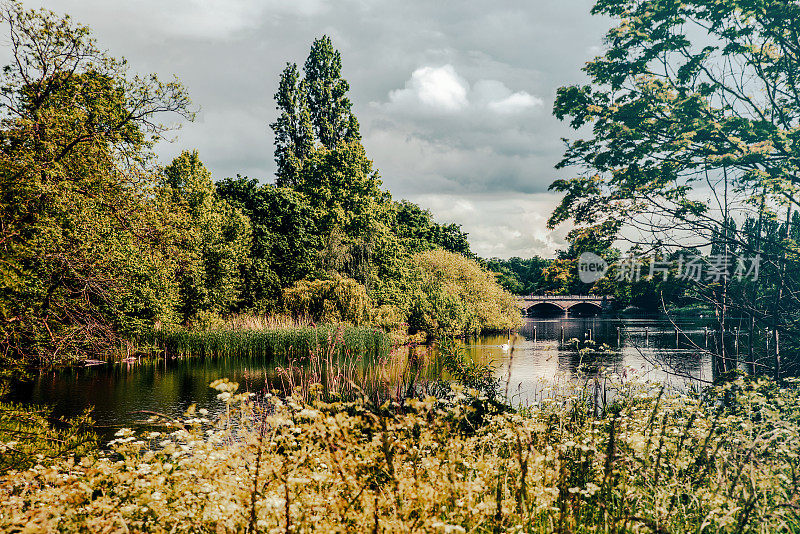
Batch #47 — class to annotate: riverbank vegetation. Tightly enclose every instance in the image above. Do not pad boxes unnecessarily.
[2,1,800,531]
[151,323,391,362]
[2,371,798,532]
[0,2,518,383]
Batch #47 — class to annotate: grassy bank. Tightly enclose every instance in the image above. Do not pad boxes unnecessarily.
[2,373,798,532]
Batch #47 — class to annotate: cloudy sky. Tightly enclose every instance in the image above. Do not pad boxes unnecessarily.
[27,0,613,258]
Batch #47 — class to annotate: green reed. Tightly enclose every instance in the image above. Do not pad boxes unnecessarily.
[146,324,391,361]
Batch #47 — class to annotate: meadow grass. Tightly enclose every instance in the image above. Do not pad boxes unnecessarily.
[2,373,798,533]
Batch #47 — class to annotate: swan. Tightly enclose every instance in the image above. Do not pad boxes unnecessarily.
[500,338,510,351]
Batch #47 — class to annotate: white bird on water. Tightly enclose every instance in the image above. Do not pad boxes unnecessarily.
[500,338,510,351]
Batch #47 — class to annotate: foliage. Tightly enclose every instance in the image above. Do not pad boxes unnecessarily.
[485,256,551,295]
[2,376,799,532]
[270,63,314,187]
[296,141,398,291]
[405,249,522,337]
[216,176,319,311]
[395,200,473,258]
[283,276,372,325]
[0,2,193,369]
[550,0,800,377]
[303,36,361,149]
[271,35,360,185]
[269,37,408,304]
[0,10,523,371]
[0,401,95,474]
[162,151,251,321]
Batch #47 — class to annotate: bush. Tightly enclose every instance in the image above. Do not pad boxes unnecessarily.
[186,310,226,332]
[406,249,522,337]
[283,276,371,325]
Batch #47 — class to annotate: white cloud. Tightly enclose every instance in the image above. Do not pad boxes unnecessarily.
[472,79,543,113]
[488,92,544,114]
[388,65,469,111]
[407,193,571,258]
[381,64,542,115]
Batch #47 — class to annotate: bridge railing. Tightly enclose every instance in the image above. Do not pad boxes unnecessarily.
[519,294,613,301]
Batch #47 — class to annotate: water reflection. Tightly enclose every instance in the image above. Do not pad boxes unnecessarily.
[11,316,720,428]
[464,317,716,405]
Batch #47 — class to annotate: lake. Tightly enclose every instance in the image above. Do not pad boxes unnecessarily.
[10,316,726,430]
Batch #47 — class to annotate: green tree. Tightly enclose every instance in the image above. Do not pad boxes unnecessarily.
[270,35,359,187]
[268,37,402,302]
[216,176,319,311]
[486,256,552,295]
[0,2,193,367]
[550,0,800,377]
[394,200,473,257]
[296,141,400,292]
[271,63,314,187]
[162,151,251,321]
[303,36,361,148]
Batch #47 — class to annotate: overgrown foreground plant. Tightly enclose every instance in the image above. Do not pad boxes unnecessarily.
[1,376,799,533]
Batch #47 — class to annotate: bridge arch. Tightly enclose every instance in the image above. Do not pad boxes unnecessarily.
[517,295,613,316]
[567,301,603,315]
[525,302,565,316]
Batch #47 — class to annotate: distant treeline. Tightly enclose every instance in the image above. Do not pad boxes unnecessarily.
[484,246,696,313]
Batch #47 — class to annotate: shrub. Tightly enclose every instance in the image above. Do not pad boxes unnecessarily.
[283,276,371,325]
[406,249,522,337]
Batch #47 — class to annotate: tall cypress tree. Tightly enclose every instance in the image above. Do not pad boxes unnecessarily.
[270,63,314,187]
[303,36,361,148]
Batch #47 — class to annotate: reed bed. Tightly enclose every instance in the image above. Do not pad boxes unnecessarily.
[273,341,434,405]
[148,323,391,361]
[217,313,313,331]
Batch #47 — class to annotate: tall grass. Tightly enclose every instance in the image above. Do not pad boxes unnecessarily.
[272,340,434,405]
[147,323,391,362]
[4,375,799,532]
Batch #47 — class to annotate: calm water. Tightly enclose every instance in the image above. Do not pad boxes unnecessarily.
[466,316,720,405]
[11,316,724,429]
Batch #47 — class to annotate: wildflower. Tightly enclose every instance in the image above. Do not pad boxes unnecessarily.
[432,522,466,533]
[297,408,321,420]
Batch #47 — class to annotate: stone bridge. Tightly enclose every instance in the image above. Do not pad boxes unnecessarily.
[516,294,614,316]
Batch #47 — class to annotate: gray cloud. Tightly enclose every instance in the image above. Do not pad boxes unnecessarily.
[25,0,612,257]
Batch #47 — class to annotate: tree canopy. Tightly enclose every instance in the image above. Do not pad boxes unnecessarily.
[0,2,193,369]
[550,0,800,377]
